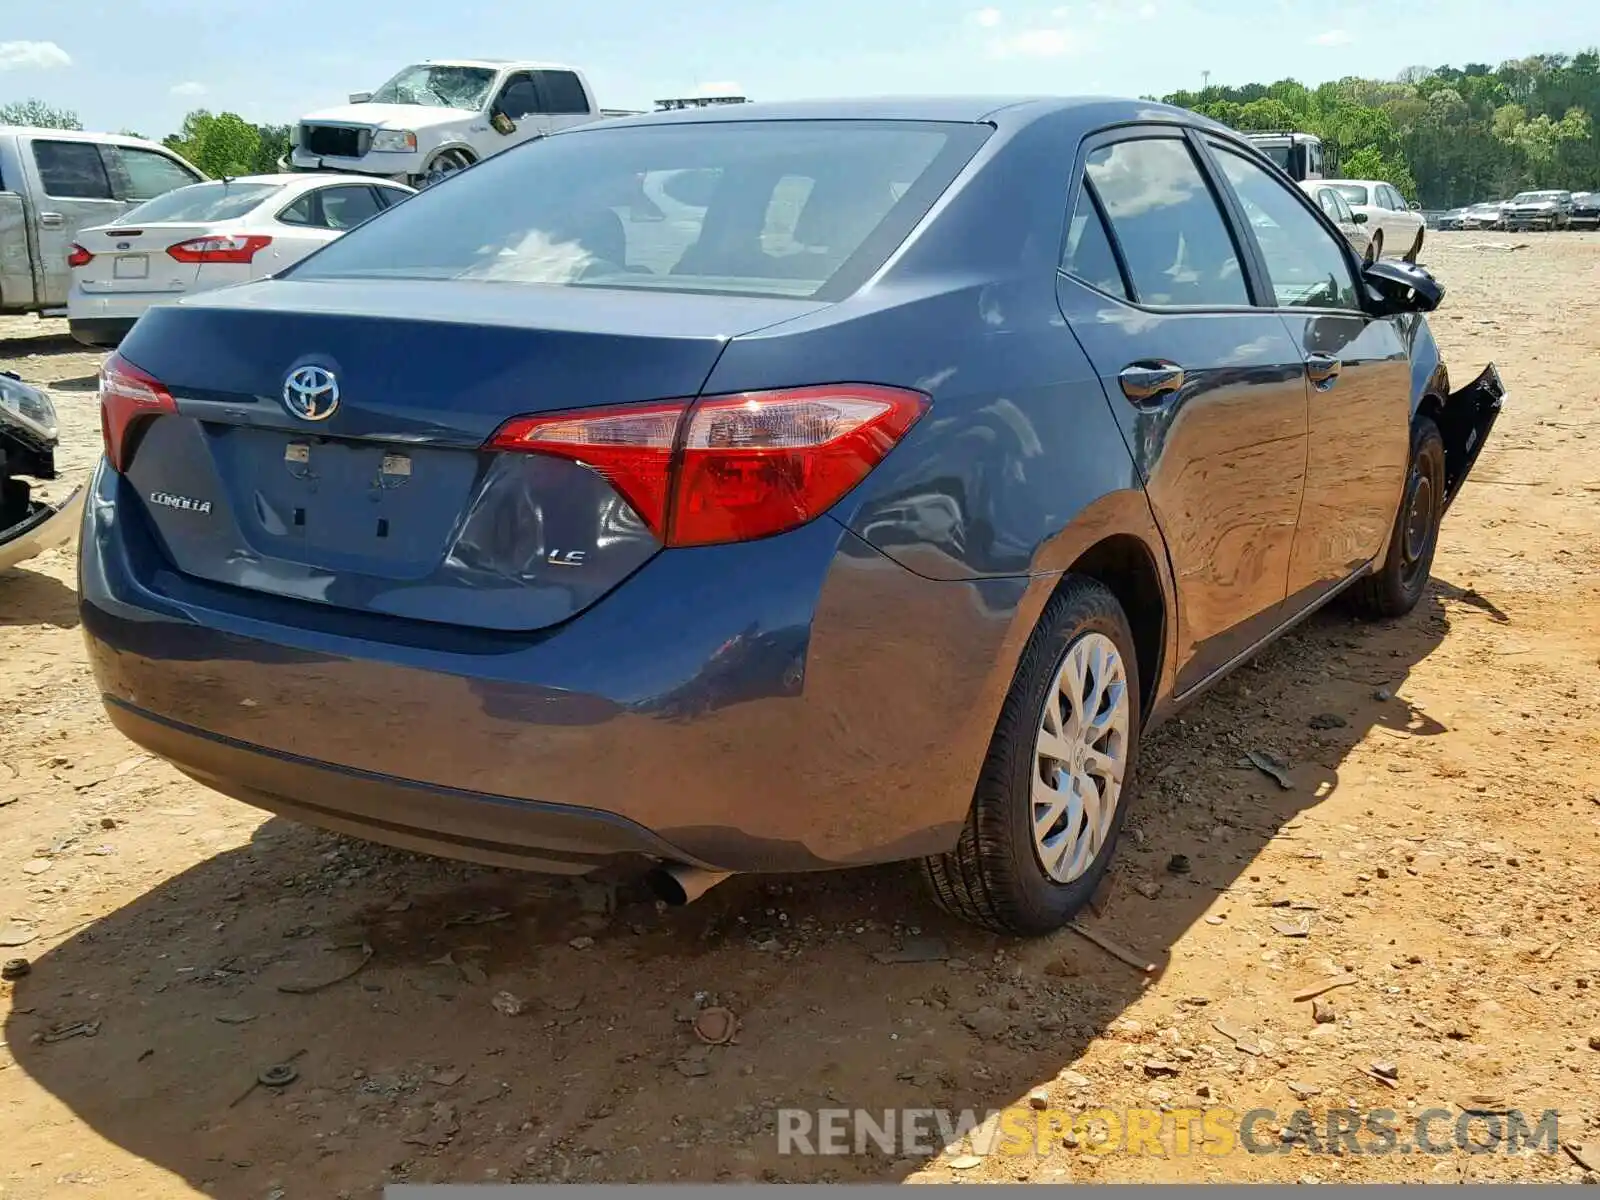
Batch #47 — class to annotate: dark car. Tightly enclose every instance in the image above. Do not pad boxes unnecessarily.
[80,97,1505,935]
[1571,191,1599,230]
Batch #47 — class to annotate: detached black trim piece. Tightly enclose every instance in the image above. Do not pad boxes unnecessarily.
[103,697,718,874]
[1440,362,1506,510]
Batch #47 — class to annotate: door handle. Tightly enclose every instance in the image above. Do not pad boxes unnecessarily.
[39,212,64,228]
[1118,361,1185,405]
[1305,353,1341,388]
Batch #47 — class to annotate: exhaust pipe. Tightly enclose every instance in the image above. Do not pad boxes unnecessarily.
[646,863,732,906]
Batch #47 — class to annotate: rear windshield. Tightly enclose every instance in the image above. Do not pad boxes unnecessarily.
[289,119,989,300]
[1330,184,1369,205]
[119,181,282,223]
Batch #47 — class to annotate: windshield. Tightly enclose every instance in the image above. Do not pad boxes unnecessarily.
[369,64,497,110]
[1512,191,1561,203]
[1330,184,1369,205]
[290,119,987,301]
[117,181,282,223]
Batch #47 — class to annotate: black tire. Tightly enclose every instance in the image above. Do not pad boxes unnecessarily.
[921,577,1142,936]
[1346,416,1446,620]
[420,149,474,188]
[1405,226,1424,262]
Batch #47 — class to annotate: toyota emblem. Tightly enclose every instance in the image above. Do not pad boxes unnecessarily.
[282,365,340,421]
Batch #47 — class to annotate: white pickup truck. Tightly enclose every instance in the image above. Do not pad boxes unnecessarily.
[1,127,204,316]
[288,59,643,187]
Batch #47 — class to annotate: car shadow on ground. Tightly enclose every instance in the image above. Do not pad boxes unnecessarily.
[4,585,1459,1195]
[0,566,80,629]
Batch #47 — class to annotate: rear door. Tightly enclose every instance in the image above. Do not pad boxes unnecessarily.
[24,137,127,306]
[1205,140,1411,613]
[1055,127,1309,694]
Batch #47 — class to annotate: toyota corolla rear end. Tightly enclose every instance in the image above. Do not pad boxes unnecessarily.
[79,112,1011,878]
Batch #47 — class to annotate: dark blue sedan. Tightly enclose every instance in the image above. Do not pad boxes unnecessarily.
[80,97,1504,934]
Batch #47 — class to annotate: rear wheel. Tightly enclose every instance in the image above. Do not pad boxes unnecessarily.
[921,578,1141,936]
[1346,417,1446,620]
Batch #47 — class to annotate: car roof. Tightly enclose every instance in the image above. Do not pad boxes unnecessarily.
[591,95,1220,133]
[419,58,574,71]
[1323,179,1385,188]
[169,173,412,190]
[0,125,172,149]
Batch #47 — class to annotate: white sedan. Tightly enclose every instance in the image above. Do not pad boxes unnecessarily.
[67,173,415,348]
[1323,178,1426,262]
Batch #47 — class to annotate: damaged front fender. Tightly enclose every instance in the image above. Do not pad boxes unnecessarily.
[1438,362,1506,512]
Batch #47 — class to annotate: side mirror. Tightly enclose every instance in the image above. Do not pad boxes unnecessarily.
[490,112,517,136]
[348,91,372,104]
[1351,211,1369,224]
[1363,258,1444,315]
[1408,201,1421,212]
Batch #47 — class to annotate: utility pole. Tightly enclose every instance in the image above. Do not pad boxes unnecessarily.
[1201,70,1211,92]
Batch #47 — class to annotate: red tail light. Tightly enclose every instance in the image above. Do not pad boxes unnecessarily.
[67,243,93,268]
[166,234,272,264]
[99,353,176,472]
[488,384,929,547]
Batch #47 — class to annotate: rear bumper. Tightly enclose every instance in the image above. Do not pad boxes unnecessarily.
[69,317,136,348]
[79,463,1031,873]
[104,698,708,873]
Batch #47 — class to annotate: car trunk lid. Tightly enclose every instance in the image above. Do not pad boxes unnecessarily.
[114,278,825,631]
[74,222,221,294]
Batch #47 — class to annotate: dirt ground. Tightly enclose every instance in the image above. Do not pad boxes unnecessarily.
[1,232,1598,1196]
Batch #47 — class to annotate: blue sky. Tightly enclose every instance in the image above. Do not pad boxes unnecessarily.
[3,0,1599,139]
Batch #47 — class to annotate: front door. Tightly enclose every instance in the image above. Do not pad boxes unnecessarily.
[23,136,129,307]
[1204,141,1412,612]
[1056,129,1310,694]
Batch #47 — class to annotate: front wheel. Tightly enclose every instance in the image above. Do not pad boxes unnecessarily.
[921,577,1141,936]
[1346,416,1446,620]
[418,149,475,188]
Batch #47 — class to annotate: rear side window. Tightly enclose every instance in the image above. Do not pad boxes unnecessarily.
[1060,183,1128,300]
[120,181,281,223]
[290,120,990,301]
[535,71,590,115]
[1086,138,1248,307]
[107,146,200,201]
[32,140,113,199]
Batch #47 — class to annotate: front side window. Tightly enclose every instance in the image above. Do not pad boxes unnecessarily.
[106,146,202,201]
[318,185,384,230]
[496,74,540,120]
[31,140,113,199]
[1085,137,1248,307]
[1060,182,1128,300]
[1213,146,1358,311]
[290,120,988,300]
[369,63,497,110]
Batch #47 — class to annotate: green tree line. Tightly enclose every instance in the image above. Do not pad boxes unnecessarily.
[1162,50,1600,207]
[10,49,1600,207]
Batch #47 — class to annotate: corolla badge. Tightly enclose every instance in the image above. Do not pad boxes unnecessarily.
[282,365,340,421]
[149,491,212,514]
